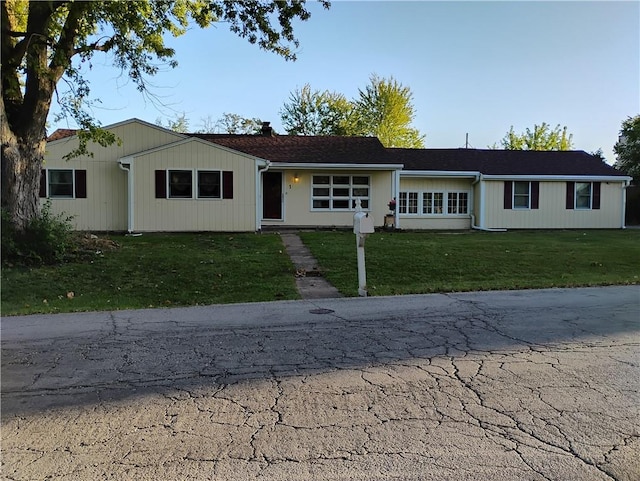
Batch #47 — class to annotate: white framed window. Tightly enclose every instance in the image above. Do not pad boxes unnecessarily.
[575,182,592,209]
[447,192,468,214]
[168,170,193,199]
[423,192,443,214]
[48,169,74,198]
[513,181,530,209]
[197,170,221,199]
[311,175,369,210]
[399,192,418,214]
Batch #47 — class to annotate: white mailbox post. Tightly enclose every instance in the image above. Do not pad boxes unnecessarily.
[353,199,374,297]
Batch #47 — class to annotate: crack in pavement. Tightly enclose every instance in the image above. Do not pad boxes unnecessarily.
[2,289,639,480]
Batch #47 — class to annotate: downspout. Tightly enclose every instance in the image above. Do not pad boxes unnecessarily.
[118,158,136,234]
[393,169,401,229]
[471,173,506,232]
[621,179,630,229]
[255,159,271,231]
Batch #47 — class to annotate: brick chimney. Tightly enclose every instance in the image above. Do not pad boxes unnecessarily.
[261,121,274,136]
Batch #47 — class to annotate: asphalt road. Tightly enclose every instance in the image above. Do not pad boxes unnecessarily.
[2,286,639,481]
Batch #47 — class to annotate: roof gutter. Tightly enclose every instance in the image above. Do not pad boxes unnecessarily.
[401,170,480,178]
[268,162,404,171]
[481,174,632,182]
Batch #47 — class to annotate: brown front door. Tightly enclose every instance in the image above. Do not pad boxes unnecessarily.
[263,171,282,220]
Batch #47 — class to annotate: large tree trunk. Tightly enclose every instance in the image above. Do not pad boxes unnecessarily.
[1,131,45,233]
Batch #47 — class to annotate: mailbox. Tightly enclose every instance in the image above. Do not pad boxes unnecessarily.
[353,212,375,234]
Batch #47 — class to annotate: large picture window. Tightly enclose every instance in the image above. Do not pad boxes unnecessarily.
[311,175,369,210]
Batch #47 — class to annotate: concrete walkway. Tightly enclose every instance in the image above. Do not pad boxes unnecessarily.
[279,232,342,299]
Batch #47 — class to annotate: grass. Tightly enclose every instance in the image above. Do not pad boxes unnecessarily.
[2,230,639,316]
[1,233,300,316]
[299,229,640,297]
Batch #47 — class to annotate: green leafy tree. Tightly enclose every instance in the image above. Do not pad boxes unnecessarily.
[614,115,640,183]
[156,113,190,133]
[351,75,425,148]
[211,113,263,134]
[494,123,574,151]
[1,0,328,232]
[280,84,352,136]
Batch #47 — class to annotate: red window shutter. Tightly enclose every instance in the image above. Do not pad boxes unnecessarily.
[531,181,539,209]
[593,182,601,209]
[223,171,233,199]
[155,170,166,198]
[39,169,47,197]
[566,182,575,209]
[74,170,87,198]
[503,181,512,209]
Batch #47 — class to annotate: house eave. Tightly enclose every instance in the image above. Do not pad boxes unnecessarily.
[269,162,404,171]
[400,170,480,178]
[481,174,632,182]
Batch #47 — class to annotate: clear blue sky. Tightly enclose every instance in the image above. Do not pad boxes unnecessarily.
[48,1,639,164]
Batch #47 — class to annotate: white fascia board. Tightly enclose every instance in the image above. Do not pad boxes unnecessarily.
[269,162,404,171]
[102,118,189,138]
[400,170,480,178]
[46,118,188,145]
[481,174,632,182]
[127,137,259,161]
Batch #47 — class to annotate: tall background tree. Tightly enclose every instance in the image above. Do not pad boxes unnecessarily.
[280,84,352,136]
[614,115,640,184]
[211,113,263,134]
[1,0,328,232]
[351,74,425,148]
[492,123,574,151]
[279,75,425,147]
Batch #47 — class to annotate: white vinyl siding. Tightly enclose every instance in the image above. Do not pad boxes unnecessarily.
[485,180,623,229]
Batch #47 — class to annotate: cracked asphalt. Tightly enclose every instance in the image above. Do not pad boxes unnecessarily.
[2,286,639,480]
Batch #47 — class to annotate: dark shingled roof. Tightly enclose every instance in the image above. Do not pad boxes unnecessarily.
[389,148,627,177]
[47,125,627,178]
[190,133,395,165]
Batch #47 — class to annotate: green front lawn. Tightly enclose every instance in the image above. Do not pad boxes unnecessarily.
[2,230,638,316]
[1,233,300,315]
[299,230,640,297]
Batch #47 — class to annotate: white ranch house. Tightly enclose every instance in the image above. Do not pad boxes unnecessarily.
[42,118,632,233]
